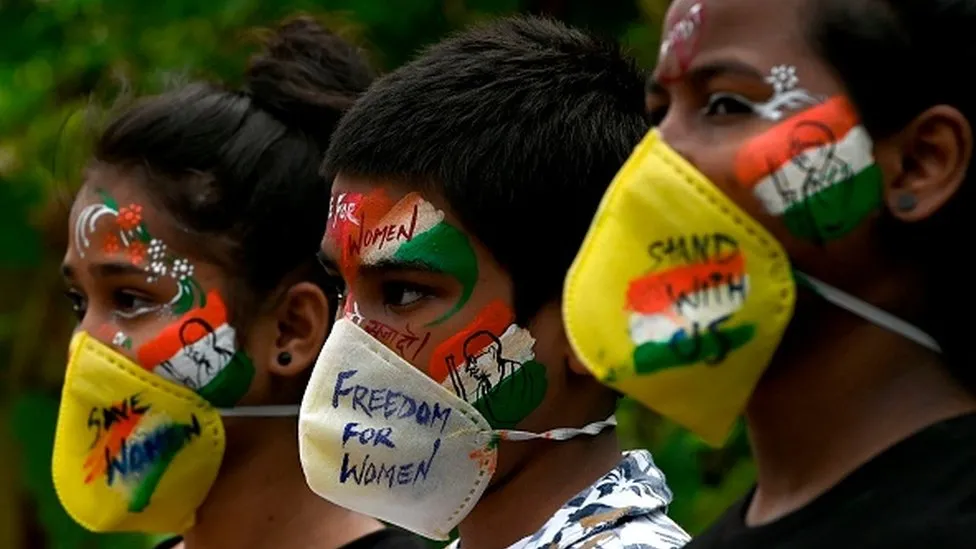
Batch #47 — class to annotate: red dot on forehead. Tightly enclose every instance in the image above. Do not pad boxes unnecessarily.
[659,1,707,82]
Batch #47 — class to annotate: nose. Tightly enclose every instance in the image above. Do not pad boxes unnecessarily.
[656,111,701,170]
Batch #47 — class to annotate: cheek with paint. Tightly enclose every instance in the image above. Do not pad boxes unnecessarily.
[427,300,548,429]
[135,291,255,407]
[329,190,479,326]
[346,301,434,364]
[94,324,134,351]
[734,96,883,243]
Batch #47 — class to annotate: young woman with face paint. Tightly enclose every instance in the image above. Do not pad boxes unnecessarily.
[55,16,426,549]
[562,0,976,547]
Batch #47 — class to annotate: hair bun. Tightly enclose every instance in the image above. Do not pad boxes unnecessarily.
[244,15,375,144]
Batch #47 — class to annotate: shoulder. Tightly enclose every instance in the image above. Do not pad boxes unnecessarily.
[568,513,692,549]
[515,504,691,549]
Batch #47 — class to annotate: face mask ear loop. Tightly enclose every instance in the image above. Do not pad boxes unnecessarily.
[493,415,618,443]
[217,405,301,417]
[794,271,941,353]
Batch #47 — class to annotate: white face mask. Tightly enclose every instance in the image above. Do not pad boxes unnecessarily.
[298,319,616,540]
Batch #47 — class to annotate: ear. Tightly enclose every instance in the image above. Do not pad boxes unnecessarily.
[265,281,332,378]
[881,105,972,222]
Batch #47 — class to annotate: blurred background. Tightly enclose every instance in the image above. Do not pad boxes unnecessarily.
[0,0,755,547]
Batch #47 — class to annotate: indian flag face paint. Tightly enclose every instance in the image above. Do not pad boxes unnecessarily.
[136,291,254,407]
[328,190,479,326]
[428,300,547,429]
[626,234,755,375]
[735,96,883,243]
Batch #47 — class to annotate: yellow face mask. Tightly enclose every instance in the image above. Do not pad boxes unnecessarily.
[562,130,796,447]
[53,332,225,533]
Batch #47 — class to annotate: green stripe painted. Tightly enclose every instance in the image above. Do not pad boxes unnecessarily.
[393,221,479,325]
[197,352,255,408]
[781,163,883,243]
[633,324,755,375]
[127,419,198,513]
[472,359,547,429]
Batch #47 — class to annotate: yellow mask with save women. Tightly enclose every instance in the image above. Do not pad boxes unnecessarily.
[53,311,299,533]
[53,331,225,533]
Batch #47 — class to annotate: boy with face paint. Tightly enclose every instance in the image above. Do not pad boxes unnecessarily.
[564,0,976,547]
[298,16,690,549]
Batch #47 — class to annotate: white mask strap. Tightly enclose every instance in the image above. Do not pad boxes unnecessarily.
[490,415,617,443]
[217,405,300,417]
[796,272,941,353]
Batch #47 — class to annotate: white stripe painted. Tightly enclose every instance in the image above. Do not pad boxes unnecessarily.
[153,323,239,391]
[360,199,444,265]
[753,125,875,215]
[440,324,535,404]
[628,279,748,345]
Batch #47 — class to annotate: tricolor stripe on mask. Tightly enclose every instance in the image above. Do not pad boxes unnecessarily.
[626,252,754,373]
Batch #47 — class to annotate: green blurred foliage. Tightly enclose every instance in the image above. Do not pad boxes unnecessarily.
[0,0,754,547]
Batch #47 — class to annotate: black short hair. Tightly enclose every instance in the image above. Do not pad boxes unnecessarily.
[323,16,649,322]
[807,0,976,386]
[93,16,375,319]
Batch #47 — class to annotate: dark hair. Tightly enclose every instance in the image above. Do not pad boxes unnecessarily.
[323,16,648,322]
[93,16,375,319]
[807,0,976,386]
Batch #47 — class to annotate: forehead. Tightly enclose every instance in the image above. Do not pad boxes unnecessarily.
[321,173,460,257]
[661,0,808,67]
[68,166,191,257]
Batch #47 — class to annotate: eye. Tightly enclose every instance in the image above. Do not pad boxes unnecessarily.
[381,281,431,309]
[64,289,88,321]
[111,289,163,319]
[703,93,756,117]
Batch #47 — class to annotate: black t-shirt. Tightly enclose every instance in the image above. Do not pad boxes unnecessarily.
[154,527,428,549]
[688,413,976,549]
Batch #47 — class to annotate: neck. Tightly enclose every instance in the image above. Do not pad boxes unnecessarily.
[744,322,976,525]
[457,430,621,549]
[182,418,383,549]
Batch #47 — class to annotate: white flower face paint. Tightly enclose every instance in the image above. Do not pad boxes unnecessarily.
[752,64,821,121]
[723,64,820,122]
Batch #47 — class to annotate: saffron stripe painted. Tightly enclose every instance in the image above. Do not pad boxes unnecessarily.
[439,323,535,400]
[429,299,512,383]
[751,125,875,216]
[735,96,859,188]
[628,279,749,345]
[137,290,227,369]
[626,253,745,316]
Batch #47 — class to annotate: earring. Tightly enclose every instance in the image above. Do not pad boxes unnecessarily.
[277,352,292,366]
[896,193,917,212]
